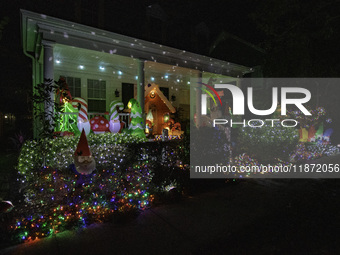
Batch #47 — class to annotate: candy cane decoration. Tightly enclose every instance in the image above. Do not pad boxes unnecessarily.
[72,97,91,135]
[72,97,88,121]
[109,100,124,133]
[109,100,124,121]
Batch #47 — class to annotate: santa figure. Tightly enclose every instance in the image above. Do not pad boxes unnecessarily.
[73,129,96,175]
[0,200,14,213]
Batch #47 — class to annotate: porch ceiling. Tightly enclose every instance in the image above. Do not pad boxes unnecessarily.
[53,44,136,73]
[21,9,254,77]
[54,44,199,79]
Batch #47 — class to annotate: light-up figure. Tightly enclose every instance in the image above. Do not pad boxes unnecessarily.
[72,97,91,135]
[127,98,146,139]
[109,100,124,133]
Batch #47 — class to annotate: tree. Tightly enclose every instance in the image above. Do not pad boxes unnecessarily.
[251,0,340,77]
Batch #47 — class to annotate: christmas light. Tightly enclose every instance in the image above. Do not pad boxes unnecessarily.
[12,133,190,244]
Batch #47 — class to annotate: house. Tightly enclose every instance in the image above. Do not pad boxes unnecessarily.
[20,10,254,138]
[145,83,176,135]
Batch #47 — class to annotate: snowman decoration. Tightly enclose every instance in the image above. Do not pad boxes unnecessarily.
[73,129,96,175]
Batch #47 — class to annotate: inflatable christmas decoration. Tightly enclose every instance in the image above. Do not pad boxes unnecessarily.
[72,97,91,136]
[145,84,176,135]
[55,77,72,105]
[90,116,110,134]
[73,129,96,175]
[126,98,146,139]
[0,200,14,213]
[109,100,124,133]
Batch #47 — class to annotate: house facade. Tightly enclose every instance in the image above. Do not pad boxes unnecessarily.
[21,10,254,138]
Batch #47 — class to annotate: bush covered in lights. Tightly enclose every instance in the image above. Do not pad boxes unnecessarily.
[237,122,299,163]
[7,133,190,244]
[10,133,152,242]
[18,133,146,179]
[290,142,339,162]
[11,163,151,242]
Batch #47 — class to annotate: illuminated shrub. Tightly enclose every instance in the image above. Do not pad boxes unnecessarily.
[18,133,146,179]
[10,133,189,243]
[237,122,299,163]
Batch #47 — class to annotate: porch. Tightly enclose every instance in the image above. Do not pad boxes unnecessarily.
[21,9,253,139]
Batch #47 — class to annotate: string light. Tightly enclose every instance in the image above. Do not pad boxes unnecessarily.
[11,133,189,243]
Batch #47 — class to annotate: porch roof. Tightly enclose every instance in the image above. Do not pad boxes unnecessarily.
[145,84,176,113]
[21,9,253,77]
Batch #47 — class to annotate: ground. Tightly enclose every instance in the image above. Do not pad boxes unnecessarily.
[1,155,340,254]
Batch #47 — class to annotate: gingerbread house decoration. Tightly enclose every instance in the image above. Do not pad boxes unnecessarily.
[145,84,176,135]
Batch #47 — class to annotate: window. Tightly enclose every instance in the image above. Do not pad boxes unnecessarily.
[60,76,81,98]
[87,79,106,112]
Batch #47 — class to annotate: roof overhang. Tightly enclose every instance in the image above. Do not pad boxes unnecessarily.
[145,83,176,113]
[21,9,253,77]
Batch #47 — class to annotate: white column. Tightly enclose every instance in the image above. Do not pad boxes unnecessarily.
[195,71,202,127]
[42,40,55,127]
[137,59,145,125]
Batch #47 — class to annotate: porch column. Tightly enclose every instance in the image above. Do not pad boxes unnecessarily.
[195,71,202,127]
[42,40,55,128]
[137,59,146,126]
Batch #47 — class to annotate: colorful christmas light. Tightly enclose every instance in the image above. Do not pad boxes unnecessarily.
[10,134,189,244]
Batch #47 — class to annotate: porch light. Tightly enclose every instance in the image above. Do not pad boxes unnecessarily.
[150,91,155,99]
[128,101,132,109]
[117,70,123,75]
[115,89,120,97]
[79,65,84,70]
[55,59,61,64]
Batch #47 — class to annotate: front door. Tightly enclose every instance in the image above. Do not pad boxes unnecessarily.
[121,83,134,108]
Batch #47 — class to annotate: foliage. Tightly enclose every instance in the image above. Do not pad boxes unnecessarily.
[9,131,27,152]
[290,142,339,162]
[12,130,190,244]
[191,125,231,165]
[144,140,190,194]
[10,159,151,242]
[0,16,9,41]
[286,106,327,128]
[251,0,340,77]
[237,122,299,163]
[32,79,63,139]
[18,133,146,179]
